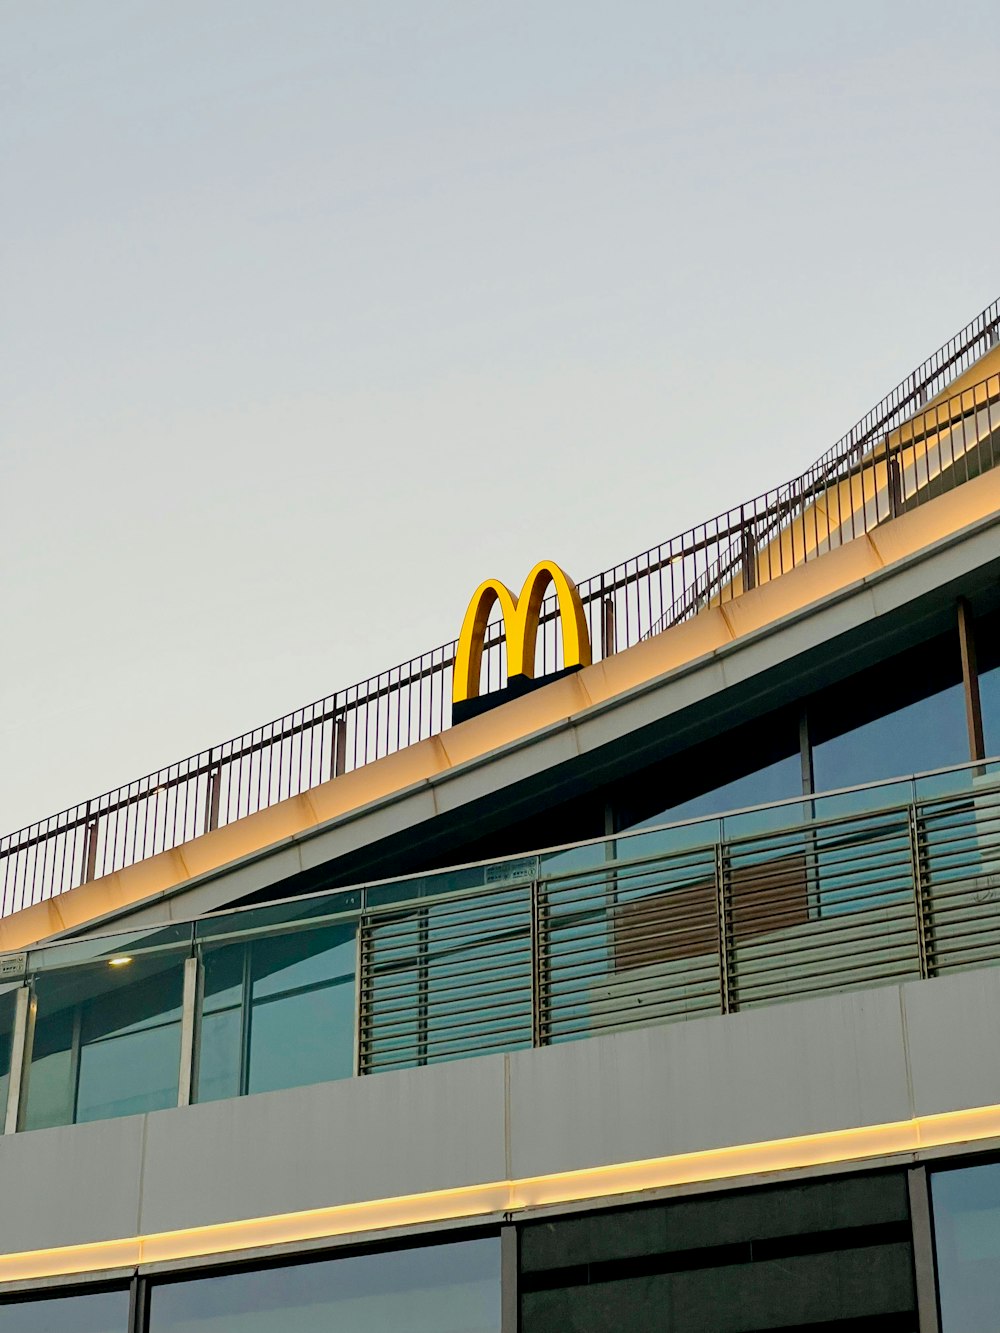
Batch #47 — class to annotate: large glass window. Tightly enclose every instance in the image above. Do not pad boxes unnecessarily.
[22,951,186,1130]
[932,1161,1000,1331]
[614,711,803,839]
[978,609,1000,760]
[149,1237,501,1332]
[982,663,1000,759]
[196,921,355,1103]
[0,1287,129,1331]
[811,635,967,796]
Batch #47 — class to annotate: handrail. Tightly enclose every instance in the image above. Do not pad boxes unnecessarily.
[2,299,999,917]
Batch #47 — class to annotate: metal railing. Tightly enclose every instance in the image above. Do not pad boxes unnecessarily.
[2,300,999,917]
[358,770,1000,1070]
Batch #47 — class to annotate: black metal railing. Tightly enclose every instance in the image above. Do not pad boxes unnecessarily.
[2,300,999,916]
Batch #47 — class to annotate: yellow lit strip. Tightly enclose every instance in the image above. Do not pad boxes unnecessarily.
[4,1101,1000,1283]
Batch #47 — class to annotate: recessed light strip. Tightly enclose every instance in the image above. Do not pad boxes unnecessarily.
[2,1101,999,1284]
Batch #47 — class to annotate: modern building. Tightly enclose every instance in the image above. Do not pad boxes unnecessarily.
[1,300,1000,1331]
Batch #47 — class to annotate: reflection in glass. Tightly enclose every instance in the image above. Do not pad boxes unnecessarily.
[982,663,1000,760]
[0,1288,129,1331]
[0,990,18,1124]
[932,1162,1000,1331]
[813,684,967,794]
[196,923,355,1103]
[22,954,185,1130]
[149,1237,501,1332]
[624,754,803,832]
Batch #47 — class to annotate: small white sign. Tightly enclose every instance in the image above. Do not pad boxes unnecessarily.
[0,953,26,980]
[485,857,538,887]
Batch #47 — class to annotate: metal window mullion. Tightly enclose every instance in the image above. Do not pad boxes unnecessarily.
[128,1274,149,1333]
[3,985,30,1135]
[177,955,199,1108]
[957,599,986,764]
[907,1165,941,1333]
[238,944,253,1097]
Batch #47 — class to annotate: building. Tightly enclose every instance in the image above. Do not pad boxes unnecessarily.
[0,300,999,1331]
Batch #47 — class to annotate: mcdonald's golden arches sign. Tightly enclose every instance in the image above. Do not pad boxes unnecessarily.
[453,560,592,714]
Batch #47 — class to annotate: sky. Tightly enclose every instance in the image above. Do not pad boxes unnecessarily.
[2,0,999,836]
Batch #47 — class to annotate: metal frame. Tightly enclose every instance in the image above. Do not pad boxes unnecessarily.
[907,1166,942,1333]
[3,301,999,918]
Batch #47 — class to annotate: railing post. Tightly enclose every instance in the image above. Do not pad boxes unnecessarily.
[715,843,734,1014]
[741,523,757,592]
[204,762,222,834]
[888,455,903,520]
[530,879,549,1047]
[331,713,348,779]
[909,806,934,981]
[82,804,99,884]
[601,595,615,659]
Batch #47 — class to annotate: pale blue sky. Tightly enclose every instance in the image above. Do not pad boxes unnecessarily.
[2,1,999,832]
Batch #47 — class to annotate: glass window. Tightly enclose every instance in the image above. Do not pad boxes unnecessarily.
[149,1237,501,1332]
[0,989,19,1123]
[22,952,186,1130]
[982,663,1000,760]
[813,685,968,794]
[196,922,356,1103]
[932,1161,1000,1331]
[810,635,968,796]
[0,1288,129,1331]
[614,712,803,838]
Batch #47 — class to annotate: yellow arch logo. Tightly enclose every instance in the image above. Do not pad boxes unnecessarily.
[453,560,592,705]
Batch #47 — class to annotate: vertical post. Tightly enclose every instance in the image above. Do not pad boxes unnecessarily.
[128,1274,149,1333]
[888,455,903,520]
[353,919,366,1077]
[799,709,821,921]
[715,843,733,1015]
[741,524,757,592]
[177,955,200,1108]
[82,804,99,884]
[204,763,222,834]
[907,1165,941,1333]
[417,907,430,1068]
[4,986,30,1135]
[500,1224,519,1333]
[530,879,549,1047]
[332,713,348,779]
[909,805,933,981]
[957,599,986,765]
[601,595,615,659]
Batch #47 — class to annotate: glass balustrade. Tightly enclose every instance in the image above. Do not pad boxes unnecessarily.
[0,757,998,1134]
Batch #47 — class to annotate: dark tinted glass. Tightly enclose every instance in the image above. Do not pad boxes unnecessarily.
[982,663,1000,759]
[0,1289,129,1331]
[932,1161,1000,1331]
[810,634,967,795]
[149,1237,501,1332]
[615,712,802,833]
